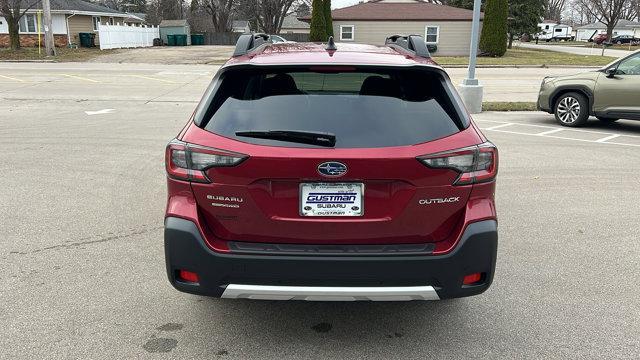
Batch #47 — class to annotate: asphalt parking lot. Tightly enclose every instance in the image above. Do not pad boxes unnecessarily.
[1,63,639,359]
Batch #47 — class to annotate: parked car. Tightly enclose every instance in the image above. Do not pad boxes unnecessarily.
[537,50,640,126]
[269,35,294,43]
[164,34,499,301]
[591,33,609,44]
[611,35,640,44]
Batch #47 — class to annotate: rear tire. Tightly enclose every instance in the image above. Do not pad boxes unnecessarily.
[554,92,589,127]
[596,116,619,124]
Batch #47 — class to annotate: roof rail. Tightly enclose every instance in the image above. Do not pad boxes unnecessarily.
[233,33,272,57]
[385,34,431,58]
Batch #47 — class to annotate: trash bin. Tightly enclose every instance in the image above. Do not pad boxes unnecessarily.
[175,34,188,46]
[191,34,204,45]
[79,32,95,48]
[166,34,177,46]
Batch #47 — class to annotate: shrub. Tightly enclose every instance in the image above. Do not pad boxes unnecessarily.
[309,0,327,42]
[479,0,508,57]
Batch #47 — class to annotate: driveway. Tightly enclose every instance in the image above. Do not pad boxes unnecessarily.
[517,42,634,59]
[89,45,236,65]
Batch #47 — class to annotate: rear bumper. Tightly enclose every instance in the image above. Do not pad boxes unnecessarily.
[164,217,498,300]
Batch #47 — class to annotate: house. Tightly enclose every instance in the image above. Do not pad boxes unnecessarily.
[0,0,143,47]
[232,20,251,34]
[280,14,310,34]
[159,19,191,45]
[301,0,482,56]
[575,19,640,42]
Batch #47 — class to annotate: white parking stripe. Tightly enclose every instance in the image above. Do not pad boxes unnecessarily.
[595,134,621,143]
[0,74,25,82]
[485,123,514,130]
[536,128,564,136]
[475,120,640,148]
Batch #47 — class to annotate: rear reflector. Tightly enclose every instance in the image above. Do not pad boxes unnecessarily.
[177,270,199,283]
[417,142,498,185]
[462,272,483,285]
[165,139,247,183]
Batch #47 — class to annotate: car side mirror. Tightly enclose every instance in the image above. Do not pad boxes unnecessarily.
[605,67,617,78]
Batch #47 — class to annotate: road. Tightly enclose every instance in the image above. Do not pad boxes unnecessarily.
[1,63,639,359]
[0,62,591,103]
[517,42,635,58]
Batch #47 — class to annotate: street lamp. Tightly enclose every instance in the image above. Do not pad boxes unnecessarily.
[459,0,483,114]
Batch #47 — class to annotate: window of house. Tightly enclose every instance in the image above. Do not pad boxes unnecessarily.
[340,25,354,41]
[108,17,114,25]
[425,26,439,43]
[19,14,39,33]
[92,16,101,31]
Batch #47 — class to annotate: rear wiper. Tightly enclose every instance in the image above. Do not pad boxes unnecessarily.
[235,130,336,147]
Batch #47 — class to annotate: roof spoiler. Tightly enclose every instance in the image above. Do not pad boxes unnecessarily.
[385,34,431,58]
[233,33,272,57]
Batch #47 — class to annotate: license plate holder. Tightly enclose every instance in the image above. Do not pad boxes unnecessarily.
[300,183,364,217]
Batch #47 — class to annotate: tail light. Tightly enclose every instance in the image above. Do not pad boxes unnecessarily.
[417,142,498,185]
[165,139,247,183]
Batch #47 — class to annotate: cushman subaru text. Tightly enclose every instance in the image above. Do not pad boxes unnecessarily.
[164,34,499,301]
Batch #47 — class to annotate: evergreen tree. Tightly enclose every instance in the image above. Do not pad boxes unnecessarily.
[508,0,545,48]
[479,0,508,57]
[309,0,327,41]
[324,0,334,38]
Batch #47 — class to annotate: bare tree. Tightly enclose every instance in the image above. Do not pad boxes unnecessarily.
[200,0,235,32]
[255,0,297,34]
[578,0,629,40]
[0,0,40,50]
[545,0,566,21]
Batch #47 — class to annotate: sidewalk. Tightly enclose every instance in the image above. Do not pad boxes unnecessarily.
[517,42,634,59]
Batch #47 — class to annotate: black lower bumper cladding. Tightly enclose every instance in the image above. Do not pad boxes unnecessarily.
[164,217,498,300]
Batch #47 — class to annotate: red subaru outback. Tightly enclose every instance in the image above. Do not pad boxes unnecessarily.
[164,34,498,301]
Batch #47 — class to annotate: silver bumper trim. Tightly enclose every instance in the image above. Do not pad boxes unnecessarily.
[221,284,440,301]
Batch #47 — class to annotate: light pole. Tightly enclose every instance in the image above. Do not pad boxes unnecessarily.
[459,0,483,114]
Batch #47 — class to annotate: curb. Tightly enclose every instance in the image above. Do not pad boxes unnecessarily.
[441,64,602,69]
[0,59,55,63]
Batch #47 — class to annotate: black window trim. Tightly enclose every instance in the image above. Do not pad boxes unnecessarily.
[193,64,471,132]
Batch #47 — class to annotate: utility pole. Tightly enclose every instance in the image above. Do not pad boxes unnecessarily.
[459,0,483,114]
[42,0,56,56]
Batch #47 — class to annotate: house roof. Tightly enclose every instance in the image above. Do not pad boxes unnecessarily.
[282,14,309,29]
[301,0,482,22]
[21,0,126,15]
[577,19,640,30]
[159,19,189,27]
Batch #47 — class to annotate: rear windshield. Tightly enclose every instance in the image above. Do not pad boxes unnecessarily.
[197,67,467,148]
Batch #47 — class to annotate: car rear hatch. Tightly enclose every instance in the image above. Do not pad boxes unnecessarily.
[172,65,488,245]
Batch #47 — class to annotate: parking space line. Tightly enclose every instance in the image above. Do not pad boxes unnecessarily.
[595,134,621,143]
[487,128,640,147]
[129,74,176,84]
[536,128,564,136]
[485,123,513,131]
[62,74,100,83]
[0,74,26,82]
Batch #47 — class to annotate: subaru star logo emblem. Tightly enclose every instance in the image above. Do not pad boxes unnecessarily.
[317,161,347,177]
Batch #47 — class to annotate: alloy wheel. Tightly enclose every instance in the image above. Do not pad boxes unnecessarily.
[556,96,581,124]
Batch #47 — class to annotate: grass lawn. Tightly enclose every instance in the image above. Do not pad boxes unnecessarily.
[483,102,538,111]
[0,47,115,62]
[433,47,616,66]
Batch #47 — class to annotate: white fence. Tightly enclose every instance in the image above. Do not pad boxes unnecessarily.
[98,23,159,50]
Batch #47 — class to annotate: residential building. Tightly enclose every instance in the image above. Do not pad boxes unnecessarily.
[301,0,483,56]
[0,0,143,47]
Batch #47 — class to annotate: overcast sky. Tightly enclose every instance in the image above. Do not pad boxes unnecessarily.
[332,0,363,9]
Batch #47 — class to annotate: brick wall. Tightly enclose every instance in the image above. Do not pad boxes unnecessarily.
[0,34,68,48]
